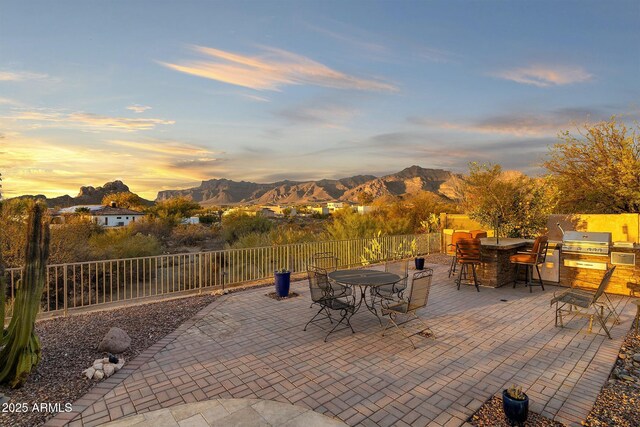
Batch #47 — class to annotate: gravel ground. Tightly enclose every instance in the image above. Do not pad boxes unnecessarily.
[584,326,640,427]
[468,395,566,426]
[0,294,217,427]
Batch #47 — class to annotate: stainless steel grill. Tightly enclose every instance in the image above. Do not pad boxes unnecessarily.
[562,231,612,256]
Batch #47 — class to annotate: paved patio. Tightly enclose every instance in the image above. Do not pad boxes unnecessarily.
[47,263,636,427]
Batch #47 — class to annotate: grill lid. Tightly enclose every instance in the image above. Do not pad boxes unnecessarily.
[562,231,612,244]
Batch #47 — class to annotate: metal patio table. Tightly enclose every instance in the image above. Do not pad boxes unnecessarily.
[328,269,402,324]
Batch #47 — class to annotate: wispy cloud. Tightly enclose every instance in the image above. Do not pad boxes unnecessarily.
[109,139,216,156]
[411,107,606,137]
[6,108,174,131]
[160,45,397,92]
[277,104,358,128]
[492,64,593,87]
[0,70,49,82]
[126,104,152,113]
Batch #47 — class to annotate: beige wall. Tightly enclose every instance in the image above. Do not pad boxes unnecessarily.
[547,214,639,243]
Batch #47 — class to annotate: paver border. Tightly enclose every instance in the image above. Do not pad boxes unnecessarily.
[44,294,230,426]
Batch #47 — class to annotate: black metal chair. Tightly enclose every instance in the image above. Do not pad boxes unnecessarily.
[371,258,409,305]
[550,266,619,339]
[381,269,435,349]
[304,266,356,342]
[309,252,352,299]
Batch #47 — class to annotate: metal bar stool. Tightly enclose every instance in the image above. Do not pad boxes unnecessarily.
[510,235,549,292]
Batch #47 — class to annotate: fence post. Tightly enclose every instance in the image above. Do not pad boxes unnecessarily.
[63,266,68,317]
[198,253,203,294]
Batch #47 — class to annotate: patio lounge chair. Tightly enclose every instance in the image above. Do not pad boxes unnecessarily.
[304,266,356,342]
[550,266,620,339]
[381,269,434,349]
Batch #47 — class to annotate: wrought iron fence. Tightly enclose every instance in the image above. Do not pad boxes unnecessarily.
[3,233,440,318]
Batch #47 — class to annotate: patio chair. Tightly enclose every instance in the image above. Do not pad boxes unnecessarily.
[370,258,410,307]
[448,231,472,277]
[309,252,352,299]
[455,238,481,292]
[550,266,619,339]
[470,230,488,239]
[510,235,549,292]
[312,252,339,271]
[304,266,356,342]
[381,269,434,349]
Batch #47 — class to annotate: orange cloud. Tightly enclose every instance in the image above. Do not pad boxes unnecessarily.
[492,64,593,87]
[6,109,174,131]
[0,70,49,81]
[160,45,397,92]
[126,104,152,113]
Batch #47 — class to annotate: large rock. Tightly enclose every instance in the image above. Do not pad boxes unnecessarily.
[97,327,131,353]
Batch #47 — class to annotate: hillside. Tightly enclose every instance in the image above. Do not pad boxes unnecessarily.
[156,166,462,205]
[13,180,153,209]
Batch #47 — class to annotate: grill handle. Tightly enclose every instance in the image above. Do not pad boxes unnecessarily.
[557,223,565,236]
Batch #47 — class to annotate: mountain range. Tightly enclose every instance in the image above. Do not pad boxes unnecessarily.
[15,166,462,208]
[156,166,461,206]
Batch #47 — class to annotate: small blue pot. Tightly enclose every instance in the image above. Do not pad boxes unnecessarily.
[274,271,291,297]
[415,257,425,270]
[502,389,529,426]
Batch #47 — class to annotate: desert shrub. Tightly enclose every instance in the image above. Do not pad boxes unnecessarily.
[49,217,103,264]
[89,228,162,260]
[170,224,217,246]
[221,212,272,243]
[228,225,322,248]
[149,197,201,225]
[325,208,384,240]
[128,216,174,241]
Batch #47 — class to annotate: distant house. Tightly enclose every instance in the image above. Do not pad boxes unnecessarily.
[309,206,329,215]
[327,202,345,211]
[356,205,373,215]
[56,202,145,227]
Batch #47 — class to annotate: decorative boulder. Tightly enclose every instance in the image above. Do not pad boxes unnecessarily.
[83,367,96,379]
[97,327,131,354]
[103,364,115,378]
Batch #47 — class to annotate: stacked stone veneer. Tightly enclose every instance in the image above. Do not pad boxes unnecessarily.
[560,247,640,295]
[83,356,125,381]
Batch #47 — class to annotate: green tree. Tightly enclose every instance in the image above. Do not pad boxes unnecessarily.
[325,208,382,240]
[150,197,201,225]
[544,117,640,213]
[462,163,552,238]
[0,202,50,388]
[101,192,147,211]
[221,211,272,243]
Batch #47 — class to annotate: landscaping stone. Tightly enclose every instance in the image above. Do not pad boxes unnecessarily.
[82,367,95,379]
[97,326,131,353]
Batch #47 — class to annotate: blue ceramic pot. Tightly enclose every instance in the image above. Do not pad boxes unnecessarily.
[274,271,291,297]
[502,389,529,426]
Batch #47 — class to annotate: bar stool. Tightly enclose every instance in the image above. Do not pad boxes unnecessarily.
[510,235,549,292]
[470,230,487,240]
[455,238,481,292]
[448,231,472,277]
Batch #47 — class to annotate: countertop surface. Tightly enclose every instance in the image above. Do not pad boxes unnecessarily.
[479,238,531,249]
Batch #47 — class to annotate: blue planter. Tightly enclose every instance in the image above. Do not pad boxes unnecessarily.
[274,271,291,297]
[414,257,425,270]
[502,389,529,426]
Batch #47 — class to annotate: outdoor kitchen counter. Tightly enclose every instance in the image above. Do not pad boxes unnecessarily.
[476,238,532,288]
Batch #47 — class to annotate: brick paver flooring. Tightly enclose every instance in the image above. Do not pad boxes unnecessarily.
[47,264,636,427]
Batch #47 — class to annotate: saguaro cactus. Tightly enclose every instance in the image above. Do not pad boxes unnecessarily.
[0,202,50,388]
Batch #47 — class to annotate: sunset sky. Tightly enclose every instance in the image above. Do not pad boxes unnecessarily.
[1,0,638,200]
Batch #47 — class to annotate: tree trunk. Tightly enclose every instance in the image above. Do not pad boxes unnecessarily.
[0,202,50,388]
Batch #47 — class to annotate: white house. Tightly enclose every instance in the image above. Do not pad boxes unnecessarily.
[57,203,145,227]
[356,205,373,215]
[326,202,345,211]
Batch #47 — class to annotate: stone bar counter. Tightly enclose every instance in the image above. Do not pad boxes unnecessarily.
[476,238,531,288]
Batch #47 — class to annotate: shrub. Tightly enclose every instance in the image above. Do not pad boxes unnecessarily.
[89,228,162,260]
[221,211,272,243]
[170,224,217,246]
